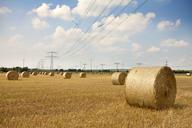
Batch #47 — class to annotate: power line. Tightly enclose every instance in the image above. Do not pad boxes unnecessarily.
[59,0,114,59]
[65,0,149,57]
[92,0,150,44]
[46,51,57,70]
[58,0,126,60]
[58,0,98,56]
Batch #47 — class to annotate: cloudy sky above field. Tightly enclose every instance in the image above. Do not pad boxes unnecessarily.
[0,0,192,69]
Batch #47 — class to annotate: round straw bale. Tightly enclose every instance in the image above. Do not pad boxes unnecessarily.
[60,72,64,75]
[111,72,127,85]
[125,66,177,109]
[44,72,49,75]
[21,71,30,78]
[49,72,54,76]
[63,72,72,79]
[32,72,38,76]
[6,71,19,80]
[186,73,191,76]
[79,72,86,78]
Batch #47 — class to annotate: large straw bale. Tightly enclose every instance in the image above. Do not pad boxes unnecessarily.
[63,72,72,79]
[6,71,19,80]
[21,71,30,78]
[79,72,86,78]
[111,72,127,85]
[125,66,177,109]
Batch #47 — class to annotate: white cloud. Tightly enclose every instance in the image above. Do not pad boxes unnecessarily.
[147,46,160,53]
[91,12,155,46]
[132,43,142,52]
[157,19,181,31]
[45,12,155,53]
[51,5,73,20]
[49,26,86,50]
[161,39,189,48]
[32,17,49,30]
[0,6,12,14]
[72,0,135,17]
[32,3,73,21]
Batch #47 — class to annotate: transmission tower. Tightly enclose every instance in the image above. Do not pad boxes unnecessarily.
[22,58,25,68]
[114,62,120,71]
[90,59,93,72]
[40,59,45,69]
[165,59,168,66]
[83,63,87,70]
[46,51,57,70]
[100,64,105,72]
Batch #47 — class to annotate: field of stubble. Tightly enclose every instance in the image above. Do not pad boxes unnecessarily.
[0,73,192,128]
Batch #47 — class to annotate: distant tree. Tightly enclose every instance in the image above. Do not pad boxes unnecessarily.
[0,67,9,72]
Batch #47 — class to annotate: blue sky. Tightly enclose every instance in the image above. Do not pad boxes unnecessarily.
[0,0,191,69]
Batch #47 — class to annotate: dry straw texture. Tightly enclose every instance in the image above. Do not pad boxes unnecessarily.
[63,72,72,79]
[111,72,127,85]
[32,72,38,76]
[79,72,86,78]
[6,71,19,80]
[49,72,54,76]
[21,71,30,78]
[125,66,177,109]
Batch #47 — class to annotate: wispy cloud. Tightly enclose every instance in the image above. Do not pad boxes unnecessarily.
[161,39,189,48]
[0,6,12,14]
[147,46,160,53]
[157,19,181,31]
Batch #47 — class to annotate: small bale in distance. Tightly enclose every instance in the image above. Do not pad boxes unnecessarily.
[111,72,127,85]
[79,72,86,78]
[125,66,177,109]
[63,72,72,79]
[32,72,38,76]
[44,72,48,75]
[49,72,54,76]
[6,71,19,80]
[21,71,30,78]
[186,73,191,76]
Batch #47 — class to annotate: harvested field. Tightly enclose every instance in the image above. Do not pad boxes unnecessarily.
[0,73,192,128]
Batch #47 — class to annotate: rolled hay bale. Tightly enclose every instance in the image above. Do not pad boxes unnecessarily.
[49,72,54,76]
[6,71,19,80]
[186,73,191,76]
[21,71,30,78]
[60,72,64,75]
[79,72,86,78]
[44,72,49,75]
[63,72,72,79]
[32,72,38,76]
[111,72,127,85]
[125,66,177,109]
